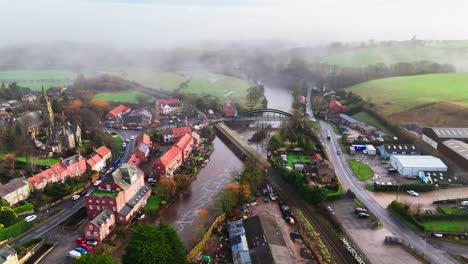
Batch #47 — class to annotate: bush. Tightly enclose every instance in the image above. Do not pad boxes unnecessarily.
[326,184,343,200]
[387,200,424,230]
[0,220,35,241]
[374,183,434,192]
[16,237,43,256]
[13,202,34,214]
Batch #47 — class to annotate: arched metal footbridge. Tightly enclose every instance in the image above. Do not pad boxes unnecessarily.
[213,108,293,123]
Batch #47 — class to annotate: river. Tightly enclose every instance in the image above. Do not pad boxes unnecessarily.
[161,82,293,249]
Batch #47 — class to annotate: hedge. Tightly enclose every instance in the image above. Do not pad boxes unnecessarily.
[387,201,424,231]
[326,184,343,200]
[433,198,468,205]
[0,220,35,241]
[13,203,34,214]
[374,183,434,193]
[416,214,468,222]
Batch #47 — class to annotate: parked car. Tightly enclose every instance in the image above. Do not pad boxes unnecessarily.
[270,193,277,201]
[432,233,443,238]
[76,237,85,244]
[66,250,81,259]
[25,215,37,222]
[93,180,102,186]
[337,150,341,155]
[122,143,127,148]
[72,194,80,201]
[75,247,87,255]
[125,138,130,143]
[407,190,419,196]
[461,201,468,206]
[354,207,368,214]
[87,240,98,246]
[137,214,146,220]
[81,245,93,251]
[131,135,135,140]
[357,213,370,218]
[148,177,157,183]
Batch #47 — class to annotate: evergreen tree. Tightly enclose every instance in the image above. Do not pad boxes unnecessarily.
[72,254,118,264]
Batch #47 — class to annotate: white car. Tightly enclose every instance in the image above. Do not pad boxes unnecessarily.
[137,214,145,220]
[25,215,37,222]
[125,138,130,143]
[93,180,102,186]
[406,190,419,196]
[72,194,80,201]
[461,201,468,206]
[122,143,127,148]
[130,135,135,140]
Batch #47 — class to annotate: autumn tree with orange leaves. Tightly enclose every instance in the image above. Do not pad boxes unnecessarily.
[156,176,177,200]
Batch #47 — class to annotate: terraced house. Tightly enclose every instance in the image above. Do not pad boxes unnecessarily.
[27,154,87,190]
[85,163,151,225]
[0,178,30,206]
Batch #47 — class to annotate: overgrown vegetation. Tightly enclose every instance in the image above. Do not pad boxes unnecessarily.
[0,220,35,241]
[348,160,374,181]
[13,202,34,214]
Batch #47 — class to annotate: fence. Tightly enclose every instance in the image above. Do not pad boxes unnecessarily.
[186,213,225,261]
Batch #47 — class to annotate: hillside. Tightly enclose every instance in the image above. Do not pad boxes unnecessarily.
[0,70,77,90]
[346,73,468,127]
[322,41,468,70]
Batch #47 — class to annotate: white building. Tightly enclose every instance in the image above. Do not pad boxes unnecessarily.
[365,145,376,155]
[390,155,448,178]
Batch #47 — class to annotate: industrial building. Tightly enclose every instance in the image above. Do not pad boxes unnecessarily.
[390,155,448,178]
[377,144,421,159]
[228,215,292,264]
[439,139,468,171]
[422,127,468,149]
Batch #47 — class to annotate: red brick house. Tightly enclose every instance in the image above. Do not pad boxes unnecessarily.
[328,100,346,114]
[83,208,115,242]
[86,163,151,225]
[133,133,152,162]
[105,105,131,121]
[156,99,182,115]
[153,146,183,177]
[175,133,193,161]
[128,153,141,166]
[27,154,87,190]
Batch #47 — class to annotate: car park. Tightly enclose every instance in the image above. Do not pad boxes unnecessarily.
[93,180,102,186]
[25,215,37,222]
[72,194,80,201]
[407,190,419,196]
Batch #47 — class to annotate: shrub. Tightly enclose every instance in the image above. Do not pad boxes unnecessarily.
[0,220,35,241]
[326,184,343,200]
[13,202,34,214]
[374,183,434,192]
[388,200,424,230]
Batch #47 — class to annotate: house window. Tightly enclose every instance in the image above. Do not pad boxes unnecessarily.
[113,207,116,211]
[110,201,113,204]
[96,200,100,204]
[102,200,105,204]
[93,232,98,237]
[97,206,101,210]
[90,225,93,230]
[89,205,93,210]
[120,216,123,220]
[88,199,92,203]
[86,231,90,236]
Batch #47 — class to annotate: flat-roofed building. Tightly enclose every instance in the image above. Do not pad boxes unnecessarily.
[422,127,468,149]
[377,144,421,159]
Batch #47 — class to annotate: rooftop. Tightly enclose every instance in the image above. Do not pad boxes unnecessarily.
[119,184,151,216]
[431,127,468,139]
[0,245,16,264]
[0,178,29,197]
[90,208,114,227]
[391,155,448,169]
[442,139,468,160]
[384,144,420,153]
[111,163,144,190]
[339,114,358,124]
[92,189,119,198]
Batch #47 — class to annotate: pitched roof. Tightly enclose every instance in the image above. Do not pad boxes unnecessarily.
[391,155,447,169]
[175,133,192,150]
[156,146,182,167]
[172,127,192,137]
[442,139,468,160]
[0,178,29,197]
[111,163,144,190]
[156,99,181,109]
[0,245,16,264]
[87,154,103,167]
[90,208,114,227]
[95,146,111,158]
[430,127,468,139]
[16,111,44,128]
[339,114,358,124]
[328,100,345,109]
[137,133,151,146]
[119,184,151,216]
[108,105,131,117]
[128,153,141,166]
[50,163,67,175]
[310,153,323,162]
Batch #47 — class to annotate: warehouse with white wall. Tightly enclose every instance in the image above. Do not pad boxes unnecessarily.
[390,155,448,178]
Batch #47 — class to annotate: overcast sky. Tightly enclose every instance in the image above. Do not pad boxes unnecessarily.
[1,0,468,48]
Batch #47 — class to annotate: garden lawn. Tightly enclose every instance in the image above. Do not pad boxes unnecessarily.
[145,195,161,213]
[346,73,468,116]
[112,136,123,158]
[422,220,468,232]
[439,207,468,215]
[348,159,374,181]
[0,154,60,166]
[351,112,394,135]
[0,69,77,90]
[93,91,145,103]
[287,154,311,168]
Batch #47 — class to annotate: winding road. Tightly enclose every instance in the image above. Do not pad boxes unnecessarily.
[319,120,457,264]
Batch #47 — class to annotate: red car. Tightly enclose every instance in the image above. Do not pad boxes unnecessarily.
[76,237,85,244]
[81,244,93,251]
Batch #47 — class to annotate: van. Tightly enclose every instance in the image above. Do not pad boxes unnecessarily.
[66,250,81,259]
[461,201,468,206]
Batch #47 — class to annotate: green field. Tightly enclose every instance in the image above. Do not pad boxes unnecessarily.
[422,220,468,232]
[347,73,468,116]
[118,70,255,104]
[348,159,374,181]
[351,112,393,135]
[322,41,468,69]
[0,154,60,166]
[93,91,145,103]
[0,70,78,90]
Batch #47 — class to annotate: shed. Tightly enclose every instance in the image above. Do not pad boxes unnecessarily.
[365,145,376,155]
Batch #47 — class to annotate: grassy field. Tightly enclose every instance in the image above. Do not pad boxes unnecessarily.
[346,73,468,127]
[422,220,468,232]
[145,194,162,214]
[348,159,374,181]
[439,207,468,215]
[0,154,60,166]
[0,70,77,90]
[322,41,468,69]
[351,112,394,135]
[118,70,255,104]
[93,91,145,103]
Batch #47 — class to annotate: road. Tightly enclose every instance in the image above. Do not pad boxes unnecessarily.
[9,128,141,249]
[319,120,457,264]
[305,87,316,122]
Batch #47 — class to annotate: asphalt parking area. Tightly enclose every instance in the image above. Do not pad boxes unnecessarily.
[38,225,82,264]
[327,198,373,230]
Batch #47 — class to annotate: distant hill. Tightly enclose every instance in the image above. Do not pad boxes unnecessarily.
[346,73,468,127]
[322,41,468,71]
